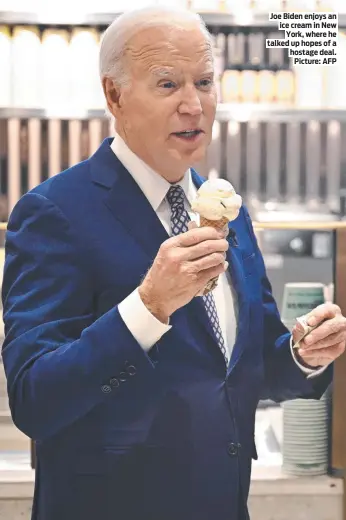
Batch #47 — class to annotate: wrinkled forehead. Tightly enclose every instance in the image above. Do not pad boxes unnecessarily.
[125,25,214,77]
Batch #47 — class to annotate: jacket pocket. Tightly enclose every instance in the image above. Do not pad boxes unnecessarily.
[71,445,191,520]
[73,446,133,475]
[71,448,135,520]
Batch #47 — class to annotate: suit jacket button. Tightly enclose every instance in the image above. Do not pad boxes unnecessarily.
[119,372,127,382]
[227,443,239,456]
[126,365,137,376]
[110,378,120,388]
[101,385,111,394]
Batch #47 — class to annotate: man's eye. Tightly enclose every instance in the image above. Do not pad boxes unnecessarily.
[197,79,213,87]
[160,82,176,89]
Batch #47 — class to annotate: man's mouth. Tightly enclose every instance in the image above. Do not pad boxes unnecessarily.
[172,129,203,139]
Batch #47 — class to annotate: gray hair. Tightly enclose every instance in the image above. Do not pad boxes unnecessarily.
[99,6,213,89]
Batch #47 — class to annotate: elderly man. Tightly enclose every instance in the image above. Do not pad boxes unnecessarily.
[1,6,345,520]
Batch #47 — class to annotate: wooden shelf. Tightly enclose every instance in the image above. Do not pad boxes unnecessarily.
[253,221,346,230]
[2,105,346,122]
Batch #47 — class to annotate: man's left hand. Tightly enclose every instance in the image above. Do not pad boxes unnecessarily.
[292,303,346,368]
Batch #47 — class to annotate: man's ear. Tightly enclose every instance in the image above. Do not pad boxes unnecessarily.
[102,77,122,117]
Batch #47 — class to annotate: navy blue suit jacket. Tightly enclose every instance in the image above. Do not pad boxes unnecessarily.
[2,138,332,520]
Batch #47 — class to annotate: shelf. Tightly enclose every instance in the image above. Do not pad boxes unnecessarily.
[224,64,290,72]
[2,105,346,122]
[0,107,105,120]
[0,219,345,231]
[253,221,346,230]
[0,11,345,28]
[216,104,346,122]
[197,12,279,28]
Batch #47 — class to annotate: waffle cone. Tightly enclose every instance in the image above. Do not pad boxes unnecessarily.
[200,216,229,231]
[199,216,230,295]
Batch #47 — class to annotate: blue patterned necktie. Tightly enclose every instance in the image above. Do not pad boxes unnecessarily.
[166,185,228,363]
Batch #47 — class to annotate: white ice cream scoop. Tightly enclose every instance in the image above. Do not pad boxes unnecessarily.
[191,179,242,221]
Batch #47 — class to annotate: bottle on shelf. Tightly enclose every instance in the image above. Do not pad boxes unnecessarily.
[248,32,264,67]
[221,32,245,103]
[41,29,70,110]
[221,69,241,103]
[248,32,275,104]
[12,26,42,109]
[212,33,226,102]
[258,70,276,103]
[240,69,259,103]
[267,30,287,104]
[234,33,252,103]
[267,31,285,69]
[70,28,104,111]
[231,32,246,65]
[275,69,295,105]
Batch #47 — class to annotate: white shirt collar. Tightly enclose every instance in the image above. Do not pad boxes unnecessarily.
[110,133,197,211]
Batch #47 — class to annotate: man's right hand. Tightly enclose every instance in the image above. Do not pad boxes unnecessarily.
[138,226,229,323]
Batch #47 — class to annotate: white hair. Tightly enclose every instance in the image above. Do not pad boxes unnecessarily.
[99,5,213,88]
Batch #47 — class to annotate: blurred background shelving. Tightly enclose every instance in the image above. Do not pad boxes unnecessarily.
[1,1,346,220]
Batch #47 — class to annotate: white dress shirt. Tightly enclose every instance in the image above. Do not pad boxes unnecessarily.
[112,134,325,376]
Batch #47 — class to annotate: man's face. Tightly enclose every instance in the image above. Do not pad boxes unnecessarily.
[105,24,217,181]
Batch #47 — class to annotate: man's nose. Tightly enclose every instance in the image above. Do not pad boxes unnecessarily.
[178,86,203,116]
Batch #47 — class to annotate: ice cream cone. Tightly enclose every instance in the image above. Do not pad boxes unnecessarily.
[199,216,229,232]
[199,216,229,294]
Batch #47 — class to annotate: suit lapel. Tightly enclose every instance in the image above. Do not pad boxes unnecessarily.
[225,218,250,373]
[90,138,169,263]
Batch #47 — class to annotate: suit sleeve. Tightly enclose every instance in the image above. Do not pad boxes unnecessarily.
[1,193,156,441]
[242,207,333,402]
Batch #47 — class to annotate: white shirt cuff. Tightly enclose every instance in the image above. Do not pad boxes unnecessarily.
[118,288,172,352]
[290,335,328,379]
